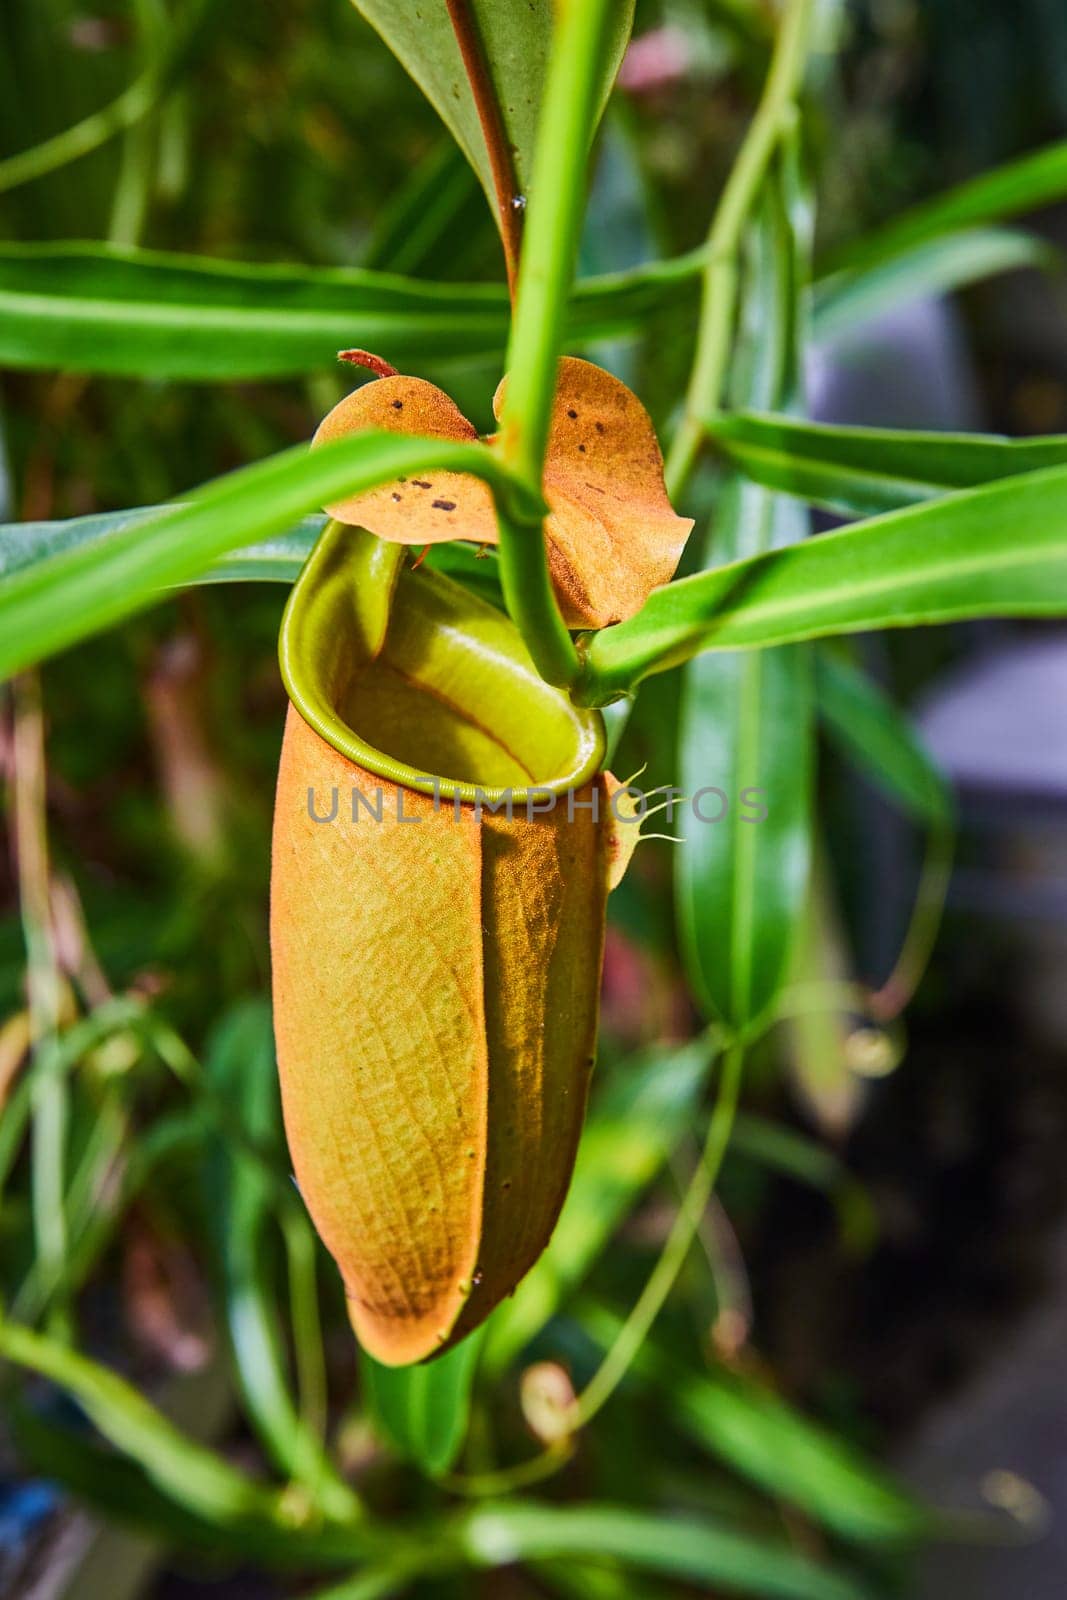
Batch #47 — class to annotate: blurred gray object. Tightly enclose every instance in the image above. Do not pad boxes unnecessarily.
[809,295,983,433]
[916,639,1067,804]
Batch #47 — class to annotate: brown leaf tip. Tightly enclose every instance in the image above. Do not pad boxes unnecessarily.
[337,348,399,378]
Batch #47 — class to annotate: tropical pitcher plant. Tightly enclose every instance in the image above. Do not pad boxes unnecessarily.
[7,0,1067,1575]
[273,351,687,1361]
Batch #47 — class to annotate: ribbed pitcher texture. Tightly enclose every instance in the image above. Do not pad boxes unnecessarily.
[271,523,615,1363]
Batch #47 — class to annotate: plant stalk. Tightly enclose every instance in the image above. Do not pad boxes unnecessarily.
[664,0,817,502]
[569,1041,745,1428]
[10,675,70,1336]
[494,0,620,689]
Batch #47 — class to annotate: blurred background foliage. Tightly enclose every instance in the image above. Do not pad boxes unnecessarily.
[3,0,1067,1596]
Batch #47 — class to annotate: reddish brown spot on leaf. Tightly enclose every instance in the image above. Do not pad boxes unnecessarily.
[337,348,399,378]
[312,374,498,546]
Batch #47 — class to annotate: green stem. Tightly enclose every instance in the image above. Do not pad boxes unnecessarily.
[0,77,158,198]
[569,1042,745,1428]
[436,1441,575,1498]
[0,0,208,197]
[11,676,70,1338]
[869,816,954,1020]
[664,0,817,502]
[108,0,167,246]
[495,0,620,688]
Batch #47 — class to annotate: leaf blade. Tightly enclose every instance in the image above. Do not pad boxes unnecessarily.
[816,650,953,826]
[0,431,527,680]
[349,2,634,226]
[579,1306,927,1547]
[460,1501,871,1600]
[361,1329,485,1476]
[813,227,1053,342]
[0,241,699,380]
[580,462,1067,697]
[708,411,1067,518]
[675,153,813,1031]
[832,137,1067,273]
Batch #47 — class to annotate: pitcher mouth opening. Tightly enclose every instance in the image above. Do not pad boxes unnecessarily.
[279,522,605,805]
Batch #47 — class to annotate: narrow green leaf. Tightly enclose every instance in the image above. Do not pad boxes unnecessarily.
[534,1562,669,1600]
[580,1310,927,1547]
[578,462,1067,699]
[0,507,503,603]
[0,1318,281,1526]
[708,411,1067,519]
[308,1567,422,1600]
[0,242,506,377]
[678,633,813,1029]
[361,1327,486,1477]
[0,223,1040,384]
[813,227,1053,342]
[205,1002,358,1519]
[0,239,699,380]
[0,506,322,583]
[349,1,634,226]
[676,161,813,1031]
[832,136,1067,273]
[816,650,953,826]
[2,1348,396,1570]
[460,1501,870,1600]
[0,431,530,680]
[10,1406,293,1565]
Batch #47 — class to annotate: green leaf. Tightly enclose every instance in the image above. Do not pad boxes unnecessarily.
[2,1344,401,1570]
[483,1037,715,1371]
[0,430,530,681]
[204,1001,357,1519]
[0,506,503,603]
[307,1567,423,1600]
[578,462,1067,700]
[676,162,813,1031]
[678,632,813,1029]
[812,227,1053,342]
[0,1318,282,1527]
[708,411,1067,519]
[0,505,322,583]
[361,1328,486,1477]
[9,1405,289,1565]
[816,650,953,826]
[349,1,634,226]
[832,136,1067,273]
[459,1501,871,1600]
[0,241,699,380]
[580,1309,927,1547]
[534,1557,669,1600]
[0,242,507,378]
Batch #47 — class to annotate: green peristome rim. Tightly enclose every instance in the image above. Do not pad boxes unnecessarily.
[279,521,605,805]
